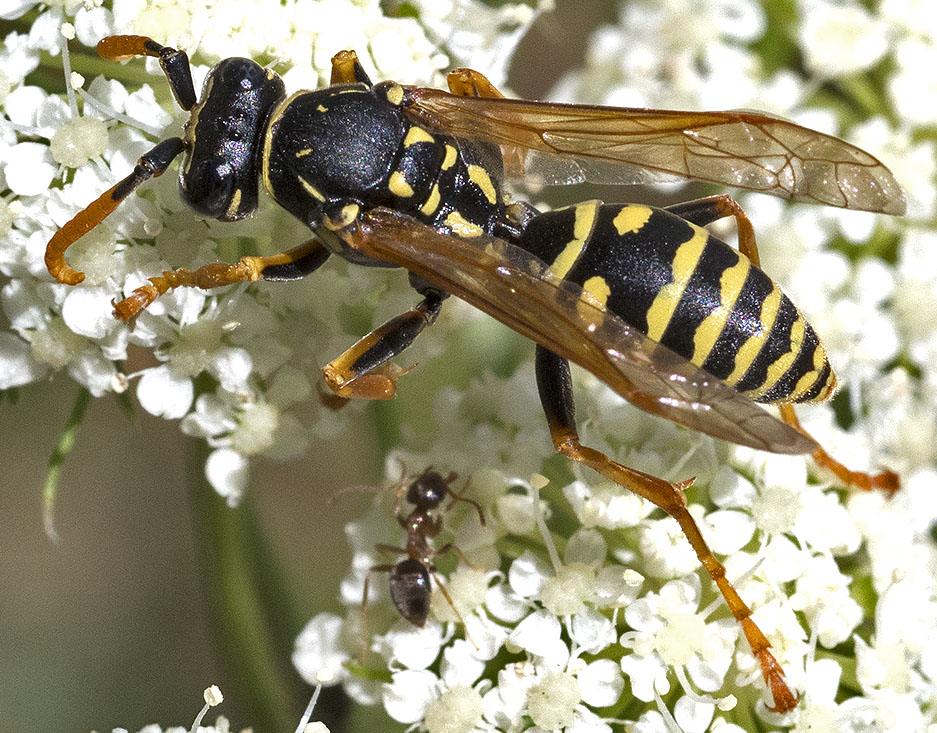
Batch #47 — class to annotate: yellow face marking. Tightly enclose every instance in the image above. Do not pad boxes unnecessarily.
[323,202,361,231]
[225,188,242,219]
[691,254,750,366]
[420,183,441,216]
[546,202,599,280]
[442,145,458,170]
[645,224,708,343]
[299,177,326,202]
[385,83,404,105]
[612,205,653,235]
[316,104,328,112]
[723,286,782,386]
[295,148,313,158]
[467,164,498,205]
[389,171,414,198]
[445,211,483,238]
[404,127,435,147]
[747,314,806,400]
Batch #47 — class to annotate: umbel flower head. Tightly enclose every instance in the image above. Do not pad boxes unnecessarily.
[3,0,937,731]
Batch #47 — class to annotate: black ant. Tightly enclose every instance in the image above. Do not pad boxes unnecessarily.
[360,469,485,659]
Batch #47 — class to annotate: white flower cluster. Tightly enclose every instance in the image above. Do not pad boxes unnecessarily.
[4,0,937,730]
[288,1,937,731]
[0,0,545,502]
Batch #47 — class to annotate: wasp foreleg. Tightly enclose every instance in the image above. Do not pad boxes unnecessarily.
[111,239,330,320]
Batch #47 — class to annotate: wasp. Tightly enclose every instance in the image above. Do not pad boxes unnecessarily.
[45,36,906,712]
[359,469,485,659]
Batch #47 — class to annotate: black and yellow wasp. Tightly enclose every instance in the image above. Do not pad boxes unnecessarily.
[45,36,906,711]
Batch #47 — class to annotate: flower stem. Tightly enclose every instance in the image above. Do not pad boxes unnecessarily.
[42,386,90,542]
[186,441,346,731]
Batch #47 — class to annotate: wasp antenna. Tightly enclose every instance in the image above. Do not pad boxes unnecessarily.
[97,35,196,111]
[46,137,186,285]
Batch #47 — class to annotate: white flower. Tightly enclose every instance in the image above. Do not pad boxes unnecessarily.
[798,2,888,77]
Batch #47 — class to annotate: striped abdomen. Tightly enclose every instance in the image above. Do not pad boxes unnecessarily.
[517,202,836,404]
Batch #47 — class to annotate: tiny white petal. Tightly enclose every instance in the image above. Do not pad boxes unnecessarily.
[205,448,248,506]
[136,364,194,419]
[508,609,562,657]
[508,550,551,598]
[293,613,349,686]
[382,669,437,724]
[578,658,624,708]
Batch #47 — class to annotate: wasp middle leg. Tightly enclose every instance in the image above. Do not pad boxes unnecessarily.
[321,288,447,400]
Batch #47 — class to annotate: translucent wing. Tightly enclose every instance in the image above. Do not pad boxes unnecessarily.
[354,208,817,455]
[404,89,906,215]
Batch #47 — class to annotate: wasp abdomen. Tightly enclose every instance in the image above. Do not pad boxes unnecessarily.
[519,203,835,404]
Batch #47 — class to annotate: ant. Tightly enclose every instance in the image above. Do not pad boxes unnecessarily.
[359,469,486,659]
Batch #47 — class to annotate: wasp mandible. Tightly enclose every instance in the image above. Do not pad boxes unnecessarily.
[44,36,906,712]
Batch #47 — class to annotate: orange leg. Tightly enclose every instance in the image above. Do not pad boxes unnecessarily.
[446,67,526,178]
[330,49,372,86]
[535,346,798,713]
[111,240,329,320]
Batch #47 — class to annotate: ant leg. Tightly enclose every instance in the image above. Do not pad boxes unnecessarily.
[111,239,331,320]
[46,138,186,285]
[321,290,447,400]
[435,543,485,573]
[97,36,196,110]
[666,195,899,493]
[329,50,373,86]
[429,570,478,651]
[444,487,486,527]
[360,563,394,662]
[534,345,798,713]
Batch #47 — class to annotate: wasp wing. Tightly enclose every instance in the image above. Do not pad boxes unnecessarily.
[404,89,906,215]
[355,208,816,455]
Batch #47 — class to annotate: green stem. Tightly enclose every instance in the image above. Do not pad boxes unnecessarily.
[186,441,309,733]
[42,386,91,542]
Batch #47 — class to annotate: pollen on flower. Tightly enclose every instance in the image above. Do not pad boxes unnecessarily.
[540,562,596,616]
[49,116,108,168]
[423,686,483,733]
[429,567,488,623]
[527,672,582,730]
[30,317,87,369]
[750,484,802,536]
[653,610,708,667]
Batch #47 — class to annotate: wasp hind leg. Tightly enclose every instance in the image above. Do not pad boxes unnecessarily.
[666,195,899,494]
[111,239,330,320]
[534,345,798,713]
[322,289,447,400]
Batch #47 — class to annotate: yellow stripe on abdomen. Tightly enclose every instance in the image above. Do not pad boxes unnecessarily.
[645,224,708,343]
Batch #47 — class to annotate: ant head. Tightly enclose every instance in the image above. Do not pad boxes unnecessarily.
[405,470,453,510]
